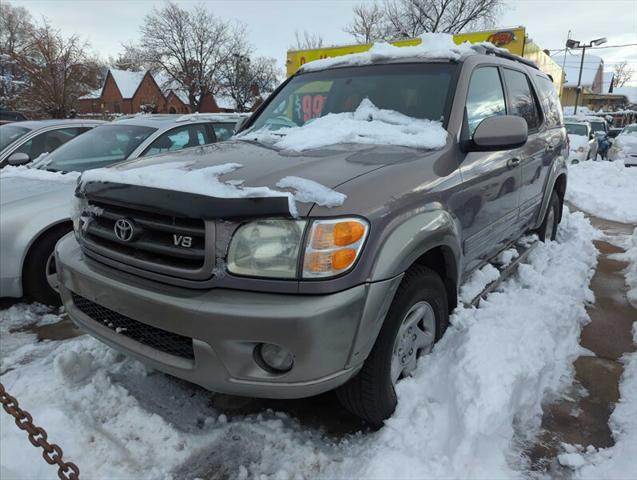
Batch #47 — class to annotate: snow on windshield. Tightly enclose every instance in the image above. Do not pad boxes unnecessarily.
[240,98,448,151]
[78,162,345,217]
[300,33,476,72]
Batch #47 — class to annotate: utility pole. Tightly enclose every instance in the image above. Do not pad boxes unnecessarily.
[566,36,607,115]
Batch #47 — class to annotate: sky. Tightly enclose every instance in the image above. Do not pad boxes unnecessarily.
[9,0,637,86]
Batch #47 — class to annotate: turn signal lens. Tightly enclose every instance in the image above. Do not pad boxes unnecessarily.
[303,218,369,278]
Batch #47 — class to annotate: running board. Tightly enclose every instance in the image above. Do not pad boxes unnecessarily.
[466,238,539,308]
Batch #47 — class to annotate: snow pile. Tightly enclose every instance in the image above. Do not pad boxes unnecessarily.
[276,176,346,208]
[610,227,637,307]
[566,160,637,223]
[559,324,637,479]
[0,165,79,183]
[243,98,448,151]
[459,263,500,304]
[79,162,345,217]
[300,33,476,72]
[1,209,599,479]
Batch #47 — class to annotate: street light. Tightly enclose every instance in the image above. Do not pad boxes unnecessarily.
[567,36,608,114]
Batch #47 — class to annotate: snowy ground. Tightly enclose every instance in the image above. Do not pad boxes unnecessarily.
[1,161,636,479]
[566,160,637,224]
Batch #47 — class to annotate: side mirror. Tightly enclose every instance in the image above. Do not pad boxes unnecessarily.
[469,115,528,152]
[7,152,31,166]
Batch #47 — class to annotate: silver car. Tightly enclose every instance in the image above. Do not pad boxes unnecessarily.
[0,119,104,168]
[0,113,249,304]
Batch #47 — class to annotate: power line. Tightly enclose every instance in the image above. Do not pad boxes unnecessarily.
[547,43,637,51]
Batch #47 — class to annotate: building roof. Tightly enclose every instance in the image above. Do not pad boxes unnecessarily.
[109,69,147,98]
[603,72,615,93]
[552,52,603,87]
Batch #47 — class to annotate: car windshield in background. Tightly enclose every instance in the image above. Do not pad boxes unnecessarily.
[42,124,156,173]
[589,121,606,133]
[0,124,32,151]
[565,123,588,136]
[246,63,456,134]
[623,125,637,134]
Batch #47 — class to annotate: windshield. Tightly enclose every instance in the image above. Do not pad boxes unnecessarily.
[41,124,156,172]
[0,124,32,151]
[565,123,588,136]
[622,125,637,134]
[245,63,455,135]
[589,121,606,133]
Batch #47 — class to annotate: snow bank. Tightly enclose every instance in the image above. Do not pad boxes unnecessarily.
[459,263,500,304]
[242,98,448,151]
[300,33,476,72]
[0,209,601,479]
[566,160,637,223]
[0,165,79,183]
[79,162,345,217]
[560,324,637,479]
[610,227,637,307]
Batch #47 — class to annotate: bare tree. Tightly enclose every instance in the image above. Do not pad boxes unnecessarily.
[138,1,247,112]
[11,21,100,117]
[613,61,634,88]
[344,3,387,43]
[0,2,34,108]
[109,43,148,72]
[345,0,503,41]
[219,54,280,112]
[292,30,324,50]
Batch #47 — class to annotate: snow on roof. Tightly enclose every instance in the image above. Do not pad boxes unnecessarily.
[78,88,102,100]
[175,112,249,123]
[109,69,147,99]
[240,98,448,151]
[215,95,237,110]
[603,72,615,93]
[300,33,476,72]
[552,53,603,88]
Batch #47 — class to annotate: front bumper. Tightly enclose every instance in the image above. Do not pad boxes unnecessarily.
[56,235,401,399]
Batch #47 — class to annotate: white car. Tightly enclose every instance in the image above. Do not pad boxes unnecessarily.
[608,124,637,166]
[565,121,598,163]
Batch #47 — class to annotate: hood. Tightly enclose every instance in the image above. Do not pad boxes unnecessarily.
[81,139,432,216]
[0,175,76,207]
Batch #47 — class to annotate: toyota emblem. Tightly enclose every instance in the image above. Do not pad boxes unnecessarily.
[114,218,135,242]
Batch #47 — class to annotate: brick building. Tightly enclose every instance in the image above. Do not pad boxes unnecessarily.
[78,68,235,116]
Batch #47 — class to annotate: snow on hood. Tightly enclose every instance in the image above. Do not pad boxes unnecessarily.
[300,33,476,72]
[0,166,79,205]
[78,162,345,217]
[240,99,448,151]
[0,165,79,183]
[569,134,589,151]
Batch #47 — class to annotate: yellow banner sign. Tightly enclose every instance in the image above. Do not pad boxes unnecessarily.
[286,27,527,77]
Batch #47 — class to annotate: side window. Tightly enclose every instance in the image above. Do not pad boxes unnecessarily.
[143,124,208,157]
[534,75,563,128]
[212,123,236,142]
[14,127,84,160]
[502,69,541,131]
[465,67,507,137]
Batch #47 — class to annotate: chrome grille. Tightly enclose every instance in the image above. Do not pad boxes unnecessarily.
[80,200,215,280]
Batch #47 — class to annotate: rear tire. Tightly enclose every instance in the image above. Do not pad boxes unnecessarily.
[23,224,71,306]
[336,265,449,427]
[537,191,560,242]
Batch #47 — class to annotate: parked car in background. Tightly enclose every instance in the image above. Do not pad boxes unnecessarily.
[565,121,597,163]
[0,114,246,305]
[0,120,104,168]
[565,115,610,160]
[58,45,567,426]
[608,127,623,139]
[0,109,28,125]
[608,123,637,166]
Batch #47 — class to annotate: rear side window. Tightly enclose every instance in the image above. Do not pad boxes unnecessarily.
[535,76,563,128]
[143,124,208,157]
[502,69,541,131]
[465,66,507,137]
[212,123,236,142]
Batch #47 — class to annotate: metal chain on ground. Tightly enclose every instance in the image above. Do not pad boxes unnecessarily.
[0,382,80,480]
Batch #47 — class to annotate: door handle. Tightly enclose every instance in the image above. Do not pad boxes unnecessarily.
[507,157,521,169]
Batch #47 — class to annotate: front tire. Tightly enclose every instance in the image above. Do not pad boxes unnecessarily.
[23,224,71,306]
[537,191,560,242]
[336,265,449,427]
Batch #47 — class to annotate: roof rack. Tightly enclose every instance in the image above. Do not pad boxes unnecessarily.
[471,44,539,70]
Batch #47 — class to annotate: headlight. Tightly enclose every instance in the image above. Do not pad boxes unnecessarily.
[227,219,306,278]
[226,217,369,279]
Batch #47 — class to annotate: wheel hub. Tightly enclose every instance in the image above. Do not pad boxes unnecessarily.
[391,301,436,384]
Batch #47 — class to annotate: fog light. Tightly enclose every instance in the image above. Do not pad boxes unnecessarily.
[256,343,294,373]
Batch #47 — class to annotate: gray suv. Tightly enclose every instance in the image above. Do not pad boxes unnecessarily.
[56,47,567,426]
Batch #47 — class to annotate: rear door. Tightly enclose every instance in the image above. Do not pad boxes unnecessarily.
[458,65,523,270]
[500,68,549,230]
